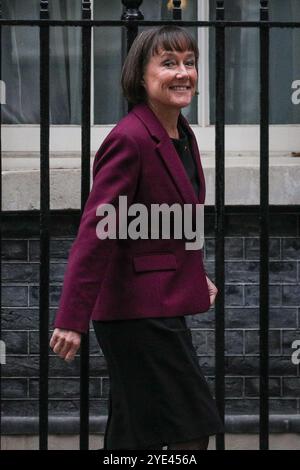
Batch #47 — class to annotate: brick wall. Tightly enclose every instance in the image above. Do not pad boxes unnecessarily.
[1,208,300,433]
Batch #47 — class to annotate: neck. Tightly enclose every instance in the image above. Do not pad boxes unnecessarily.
[146,101,180,139]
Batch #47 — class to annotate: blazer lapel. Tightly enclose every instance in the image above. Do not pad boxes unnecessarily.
[156,138,199,205]
[132,102,205,205]
[178,113,206,204]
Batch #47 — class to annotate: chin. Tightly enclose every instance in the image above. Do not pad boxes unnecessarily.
[172,100,192,108]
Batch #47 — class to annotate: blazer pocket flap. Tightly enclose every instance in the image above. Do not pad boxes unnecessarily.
[133,253,177,273]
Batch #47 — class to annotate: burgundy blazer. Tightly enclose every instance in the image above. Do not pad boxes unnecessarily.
[54,102,210,333]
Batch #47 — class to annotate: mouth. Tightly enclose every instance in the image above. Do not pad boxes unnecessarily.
[169,85,192,92]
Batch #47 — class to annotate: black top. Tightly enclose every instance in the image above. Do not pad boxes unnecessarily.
[171,123,200,198]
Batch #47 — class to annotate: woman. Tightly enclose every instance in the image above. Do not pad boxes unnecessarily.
[50,25,224,450]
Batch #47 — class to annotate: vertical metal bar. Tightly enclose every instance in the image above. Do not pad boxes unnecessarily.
[121,1,144,113]
[172,0,182,21]
[39,0,50,451]
[80,0,92,451]
[259,0,269,451]
[0,0,2,450]
[215,0,225,451]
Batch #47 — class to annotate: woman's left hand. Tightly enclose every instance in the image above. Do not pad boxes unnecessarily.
[205,276,218,306]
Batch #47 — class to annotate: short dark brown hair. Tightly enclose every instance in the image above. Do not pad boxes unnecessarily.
[121,26,199,105]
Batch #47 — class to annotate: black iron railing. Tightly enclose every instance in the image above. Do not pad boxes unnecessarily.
[0,0,2,452]
[0,0,300,451]
[39,0,50,452]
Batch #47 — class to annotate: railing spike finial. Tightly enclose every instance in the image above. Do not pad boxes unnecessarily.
[216,1,224,21]
[260,0,269,21]
[121,0,144,21]
[40,0,49,19]
[172,1,182,21]
[82,0,91,20]
[216,2,224,11]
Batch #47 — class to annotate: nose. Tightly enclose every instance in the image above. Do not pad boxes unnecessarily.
[175,63,189,78]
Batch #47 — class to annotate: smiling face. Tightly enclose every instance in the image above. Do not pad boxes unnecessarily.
[142,48,198,113]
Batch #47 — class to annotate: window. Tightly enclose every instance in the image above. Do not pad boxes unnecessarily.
[2,0,300,153]
[209,0,300,124]
[2,0,82,124]
[2,0,197,125]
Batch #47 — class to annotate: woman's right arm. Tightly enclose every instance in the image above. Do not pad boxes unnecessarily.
[51,130,141,335]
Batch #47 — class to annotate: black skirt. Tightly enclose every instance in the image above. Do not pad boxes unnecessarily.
[93,315,224,450]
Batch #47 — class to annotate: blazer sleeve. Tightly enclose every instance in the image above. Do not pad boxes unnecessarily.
[53,131,141,334]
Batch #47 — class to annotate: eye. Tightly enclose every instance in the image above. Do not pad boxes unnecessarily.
[186,60,195,67]
[163,60,175,67]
